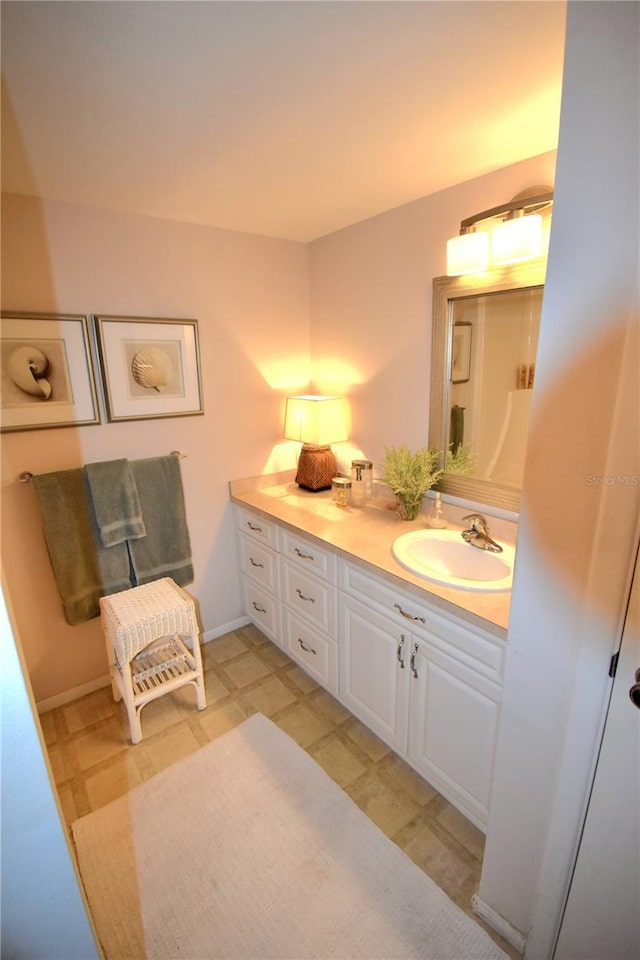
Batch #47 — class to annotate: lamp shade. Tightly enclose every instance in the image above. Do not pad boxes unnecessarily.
[283,395,347,445]
[446,232,489,276]
[490,214,543,267]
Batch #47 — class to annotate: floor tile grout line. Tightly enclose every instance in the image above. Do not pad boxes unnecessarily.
[39,627,520,954]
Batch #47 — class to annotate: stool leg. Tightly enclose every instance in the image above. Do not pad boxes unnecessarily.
[110,667,122,702]
[121,662,143,744]
[187,632,207,710]
[105,645,122,702]
[195,674,206,711]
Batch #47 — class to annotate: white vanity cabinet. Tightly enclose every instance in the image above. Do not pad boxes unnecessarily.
[339,592,410,753]
[235,507,282,647]
[279,529,338,694]
[407,639,501,829]
[234,500,505,831]
[339,559,504,830]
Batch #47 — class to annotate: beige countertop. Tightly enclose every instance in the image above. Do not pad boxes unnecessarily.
[230,474,512,639]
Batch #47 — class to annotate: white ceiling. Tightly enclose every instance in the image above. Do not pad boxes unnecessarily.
[1,1,566,242]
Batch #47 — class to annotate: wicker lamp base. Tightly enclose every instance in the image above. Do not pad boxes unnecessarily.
[295,443,337,492]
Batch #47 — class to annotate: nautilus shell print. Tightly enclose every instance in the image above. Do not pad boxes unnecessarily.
[7,345,52,400]
[131,346,173,392]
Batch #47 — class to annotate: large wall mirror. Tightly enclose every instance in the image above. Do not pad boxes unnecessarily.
[429,260,547,513]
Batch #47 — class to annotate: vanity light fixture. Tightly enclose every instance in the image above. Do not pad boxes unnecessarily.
[283,394,348,491]
[446,186,553,276]
[446,231,490,277]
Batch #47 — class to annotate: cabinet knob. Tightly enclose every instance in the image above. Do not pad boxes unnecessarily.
[297,638,317,656]
[410,643,419,679]
[296,588,316,603]
[294,547,314,560]
[249,557,264,568]
[397,634,406,669]
[394,602,426,624]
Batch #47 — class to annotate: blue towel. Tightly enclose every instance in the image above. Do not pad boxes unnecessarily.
[33,469,132,625]
[128,455,194,587]
[85,458,147,547]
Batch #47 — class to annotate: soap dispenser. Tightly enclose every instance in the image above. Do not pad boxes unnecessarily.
[428,492,446,528]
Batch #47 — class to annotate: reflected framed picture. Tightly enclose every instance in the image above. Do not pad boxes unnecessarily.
[0,312,100,432]
[451,321,472,384]
[93,315,203,423]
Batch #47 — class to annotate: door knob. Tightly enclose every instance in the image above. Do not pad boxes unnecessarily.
[629,669,640,709]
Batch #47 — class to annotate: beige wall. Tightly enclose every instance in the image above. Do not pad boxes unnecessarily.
[1,194,309,703]
[308,151,557,467]
[1,152,556,706]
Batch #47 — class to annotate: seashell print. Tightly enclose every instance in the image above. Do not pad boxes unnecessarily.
[131,346,173,392]
[7,345,52,399]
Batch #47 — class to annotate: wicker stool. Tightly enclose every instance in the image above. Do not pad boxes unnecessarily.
[99,577,206,744]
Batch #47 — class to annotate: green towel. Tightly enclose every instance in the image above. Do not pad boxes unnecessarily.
[450,405,465,454]
[128,455,194,587]
[33,469,132,625]
[85,458,147,548]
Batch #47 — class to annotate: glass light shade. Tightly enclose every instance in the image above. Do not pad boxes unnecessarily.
[283,395,347,445]
[446,232,490,276]
[491,214,543,266]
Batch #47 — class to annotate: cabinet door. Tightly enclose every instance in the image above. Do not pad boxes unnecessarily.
[282,608,338,695]
[281,560,336,635]
[242,578,282,648]
[238,533,279,592]
[339,594,409,753]
[408,641,500,831]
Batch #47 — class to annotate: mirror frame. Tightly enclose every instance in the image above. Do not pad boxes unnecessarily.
[429,259,547,514]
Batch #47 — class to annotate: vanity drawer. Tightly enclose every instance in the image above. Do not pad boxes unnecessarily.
[242,578,281,647]
[281,559,336,636]
[279,528,337,583]
[238,533,279,592]
[236,506,278,549]
[283,608,338,694]
[339,561,504,684]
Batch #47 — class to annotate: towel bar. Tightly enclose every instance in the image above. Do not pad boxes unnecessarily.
[19,450,186,482]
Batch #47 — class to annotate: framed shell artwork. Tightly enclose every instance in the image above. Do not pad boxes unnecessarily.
[93,316,203,422]
[0,312,101,432]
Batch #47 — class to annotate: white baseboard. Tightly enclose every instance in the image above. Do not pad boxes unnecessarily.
[36,616,252,712]
[36,674,111,713]
[202,615,250,643]
[471,894,527,954]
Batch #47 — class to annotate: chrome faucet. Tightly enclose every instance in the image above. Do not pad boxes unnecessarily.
[461,513,503,553]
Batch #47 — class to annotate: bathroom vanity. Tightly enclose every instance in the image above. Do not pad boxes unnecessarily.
[230,476,513,831]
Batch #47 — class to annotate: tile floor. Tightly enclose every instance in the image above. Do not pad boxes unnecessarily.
[41,623,520,959]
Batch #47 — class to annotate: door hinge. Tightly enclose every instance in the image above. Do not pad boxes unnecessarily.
[609,651,619,678]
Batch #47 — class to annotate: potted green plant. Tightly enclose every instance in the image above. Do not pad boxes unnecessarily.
[379,444,443,520]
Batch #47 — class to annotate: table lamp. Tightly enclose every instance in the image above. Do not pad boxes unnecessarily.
[283,395,347,491]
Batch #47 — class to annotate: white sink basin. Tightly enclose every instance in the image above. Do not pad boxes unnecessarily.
[392,528,515,592]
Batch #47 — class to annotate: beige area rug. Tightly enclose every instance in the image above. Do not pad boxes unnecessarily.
[72,713,507,959]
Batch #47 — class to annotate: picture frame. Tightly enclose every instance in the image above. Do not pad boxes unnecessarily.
[0,312,100,432]
[93,315,203,423]
[451,321,472,384]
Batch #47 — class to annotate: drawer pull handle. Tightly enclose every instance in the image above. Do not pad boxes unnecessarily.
[297,638,317,656]
[294,547,314,561]
[296,588,316,604]
[397,634,406,669]
[394,602,426,624]
[247,521,262,532]
[249,557,264,568]
[410,643,419,678]
[252,601,267,614]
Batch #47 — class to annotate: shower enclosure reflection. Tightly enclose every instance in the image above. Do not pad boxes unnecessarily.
[430,261,546,512]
